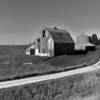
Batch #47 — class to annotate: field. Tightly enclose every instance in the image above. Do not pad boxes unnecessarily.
[0,45,100,81]
[0,67,100,100]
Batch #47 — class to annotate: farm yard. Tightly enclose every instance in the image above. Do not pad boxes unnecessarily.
[0,45,100,81]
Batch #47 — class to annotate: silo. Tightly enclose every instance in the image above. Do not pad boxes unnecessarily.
[77,33,89,43]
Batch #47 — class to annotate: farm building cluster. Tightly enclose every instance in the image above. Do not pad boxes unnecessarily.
[25,27,96,57]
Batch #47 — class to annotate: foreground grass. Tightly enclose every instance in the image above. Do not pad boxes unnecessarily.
[0,68,100,100]
[0,45,48,80]
[0,45,100,81]
[0,45,100,99]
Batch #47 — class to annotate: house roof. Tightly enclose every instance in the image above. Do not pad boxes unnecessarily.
[44,27,74,43]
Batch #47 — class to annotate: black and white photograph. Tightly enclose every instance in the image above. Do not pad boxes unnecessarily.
[0,0,100,100]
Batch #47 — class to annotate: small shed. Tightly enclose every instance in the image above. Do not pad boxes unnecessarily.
[25,39,38,55]
[25,43,35,55]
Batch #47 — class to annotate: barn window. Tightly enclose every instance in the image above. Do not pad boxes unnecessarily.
[37,39,40,53]
[42,30,46,37]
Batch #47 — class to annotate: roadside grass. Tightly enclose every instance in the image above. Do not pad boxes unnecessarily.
[0,68,100,100]
[68,93,100,100]
[0,45,100,81]
[0,45,48,80]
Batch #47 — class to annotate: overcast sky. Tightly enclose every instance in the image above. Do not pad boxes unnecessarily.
[0,0,100,45]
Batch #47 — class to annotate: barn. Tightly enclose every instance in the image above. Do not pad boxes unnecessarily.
[26,27,75,57]
[75,33,95,51]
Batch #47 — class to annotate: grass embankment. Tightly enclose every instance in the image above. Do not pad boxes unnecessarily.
[0,67,100,100]
[0,45,100,81]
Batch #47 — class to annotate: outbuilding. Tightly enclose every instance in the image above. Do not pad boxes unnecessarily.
[25,42,36,55]
[75,33,95,51]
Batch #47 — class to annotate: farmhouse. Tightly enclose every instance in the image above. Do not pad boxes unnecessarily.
[26,27,75,57]
[75,33,95,51]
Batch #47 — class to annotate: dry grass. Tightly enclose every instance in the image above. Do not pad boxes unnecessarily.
[0,68,100,100]
[0,45,100,81]
[0,46,100,99]
[45,47,100,67]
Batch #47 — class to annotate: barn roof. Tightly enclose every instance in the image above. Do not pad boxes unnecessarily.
[44,27,74,43]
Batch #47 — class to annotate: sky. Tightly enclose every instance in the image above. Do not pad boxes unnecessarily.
[0,0,100,45]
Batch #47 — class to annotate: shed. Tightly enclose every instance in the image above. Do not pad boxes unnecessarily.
[25,40,38,55]
[25,43,35,55]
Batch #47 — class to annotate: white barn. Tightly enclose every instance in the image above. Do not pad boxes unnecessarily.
[25,27,75,57]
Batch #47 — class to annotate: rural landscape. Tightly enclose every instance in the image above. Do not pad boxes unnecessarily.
[1,0,100,100]
[0,32,100,81]
[0,31,100,100]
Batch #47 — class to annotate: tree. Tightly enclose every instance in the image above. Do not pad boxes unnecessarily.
[88,36,92,43]
[91,34,99,45]
[98,38,100,45]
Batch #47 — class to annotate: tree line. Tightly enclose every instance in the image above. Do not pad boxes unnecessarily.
[89,34,100,45]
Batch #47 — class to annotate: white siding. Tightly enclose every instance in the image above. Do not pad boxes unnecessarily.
[48,36,54,57]
[77,36,89,43]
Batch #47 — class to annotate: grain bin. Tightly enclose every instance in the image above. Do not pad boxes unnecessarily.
[75,33,95,51]
[77,33,89,43]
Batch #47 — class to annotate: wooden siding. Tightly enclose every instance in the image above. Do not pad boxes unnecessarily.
[54,43,74,56]
[48,36,54,57]
[38,30,54,57]
[36,28,74,57]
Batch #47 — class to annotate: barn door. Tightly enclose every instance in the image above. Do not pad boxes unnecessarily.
[30,49,35,55]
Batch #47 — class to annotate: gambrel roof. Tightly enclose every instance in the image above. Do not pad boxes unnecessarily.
[44,27,74,43]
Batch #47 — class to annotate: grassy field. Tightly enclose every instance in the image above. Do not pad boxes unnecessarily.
[0,67,100,100]
[0,45,100,81]
[0,45,99,99]
[0,45,48,80]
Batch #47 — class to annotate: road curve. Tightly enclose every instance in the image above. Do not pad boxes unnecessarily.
[0,61,100,89]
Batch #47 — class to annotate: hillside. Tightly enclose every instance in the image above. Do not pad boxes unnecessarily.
[0,45,100,81]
